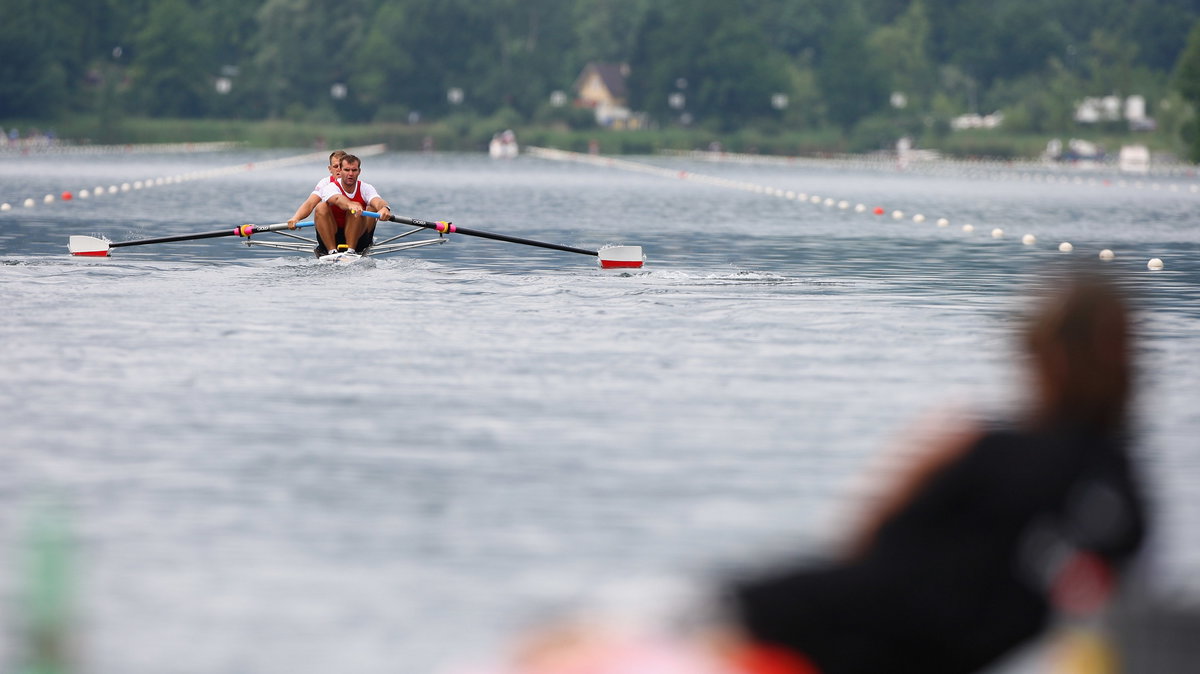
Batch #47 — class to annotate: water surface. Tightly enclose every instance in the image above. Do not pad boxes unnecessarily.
[1,150,1198,673]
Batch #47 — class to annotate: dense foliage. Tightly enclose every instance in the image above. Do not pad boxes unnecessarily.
[4,0,1200,154]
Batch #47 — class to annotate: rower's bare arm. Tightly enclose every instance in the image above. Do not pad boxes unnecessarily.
[289,193,321,228]
[369,197,391,217]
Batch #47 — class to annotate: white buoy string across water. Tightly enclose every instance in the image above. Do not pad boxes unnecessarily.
[659,149,1200,196]
[526,146,1173,272]
[0,144,386,216]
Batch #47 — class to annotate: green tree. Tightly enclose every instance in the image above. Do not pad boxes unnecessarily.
[819,5,888,129]
[572,0,648,63]
[629,0,787,130]
[199,0,263,117]
[745,0,838,57]
[350,2,415,121]
[367,0,487,118]
[127,0,213,117]
[987,59,1080,134]
[1125,0,1198,72]
[1085,29,1139,96]
[867,0,935,108]
[250,0,368,120]
[778,56,825,130]
[471,0,578,116]
[0,0,71,118]
[1172,20,1200,161]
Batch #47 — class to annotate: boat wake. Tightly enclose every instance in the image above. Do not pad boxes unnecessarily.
[634,267,848,287]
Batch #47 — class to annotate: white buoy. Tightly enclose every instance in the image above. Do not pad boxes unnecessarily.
[108,186,118,194]
[785,191,796,200]
[810,195,821,204]
[962,224,975,233]
[892,210,904,219]
[23,198,35,207]
[95,186,104,196]
[0,203,10,211]
[79,189,90,199]
[43,194,54,204]
[937,218,949,227]
[1099,249,1115,261]
[913,214,926,223]
[991,228,1004,238]
[1022,234,1036,245]
[854,204,866,213]
[824,198,834,207]
[838,200,849,209]
[1058,242,1074,252]
[121,183,131,192]
[1147,258,1164,270]
[133,181,143,189]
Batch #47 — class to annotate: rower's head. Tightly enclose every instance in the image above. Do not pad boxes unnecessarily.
[338,155,361,186]
[328,150,347,177]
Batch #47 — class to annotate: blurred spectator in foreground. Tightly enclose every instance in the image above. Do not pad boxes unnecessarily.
[726,267,1147,673]
[458,268,1148,674]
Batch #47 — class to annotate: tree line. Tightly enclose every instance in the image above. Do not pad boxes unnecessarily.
[4,0,1200,156]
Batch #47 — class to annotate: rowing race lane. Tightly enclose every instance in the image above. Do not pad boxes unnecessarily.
[0,143,385,213]
[525,146,1174,272]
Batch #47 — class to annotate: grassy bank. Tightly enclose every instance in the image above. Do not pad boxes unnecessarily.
[7,114,1185,162]
[30,115,851,155]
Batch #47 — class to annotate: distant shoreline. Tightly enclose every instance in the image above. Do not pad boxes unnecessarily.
[0,115,1187,165]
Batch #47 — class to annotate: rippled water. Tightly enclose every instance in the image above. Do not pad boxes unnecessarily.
[1,150,1198,673]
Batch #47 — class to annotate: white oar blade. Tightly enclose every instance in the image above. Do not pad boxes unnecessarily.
[598,245,644,269]
[68,235,111,257]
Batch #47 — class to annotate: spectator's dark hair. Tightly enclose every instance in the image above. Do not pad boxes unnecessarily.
[1025,268,1133,433]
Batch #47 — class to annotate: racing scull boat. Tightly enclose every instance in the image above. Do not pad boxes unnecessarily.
[67,211,645,269]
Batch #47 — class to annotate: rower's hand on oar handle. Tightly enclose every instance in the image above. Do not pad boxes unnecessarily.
[351,206,390,220]
[286,218,298,230]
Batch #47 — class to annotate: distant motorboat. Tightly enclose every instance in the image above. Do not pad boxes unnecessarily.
[1118,144,1150,174]
[489,129,518,159]
[1044,138,1106,168]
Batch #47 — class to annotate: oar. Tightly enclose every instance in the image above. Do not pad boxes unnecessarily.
[68,220,315,257]
[361,211,644,269]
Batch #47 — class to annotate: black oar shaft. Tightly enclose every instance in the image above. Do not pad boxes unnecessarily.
[108,221,308,249]
[388,215,598,257]
[110,229,241,248]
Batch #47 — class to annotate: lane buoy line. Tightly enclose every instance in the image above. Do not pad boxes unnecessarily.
[660,149,1200,195]
[526,146,1171,271]
[0,144,385,213]
[0,140,242,156]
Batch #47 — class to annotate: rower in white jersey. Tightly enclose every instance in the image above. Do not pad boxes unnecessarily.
[286,149,346,240]
[313,153,392,256]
